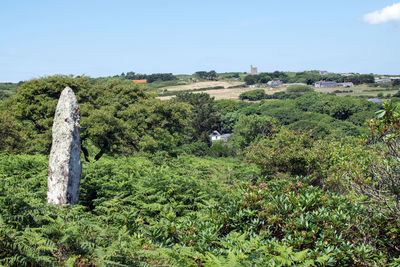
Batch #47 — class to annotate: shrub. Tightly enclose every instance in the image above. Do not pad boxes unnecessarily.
[239,89,267,101]
[245,128,322,177]
[207,140,236,157]
[232,114,279,149]
[286,84,314,93]
[288,120,332,139]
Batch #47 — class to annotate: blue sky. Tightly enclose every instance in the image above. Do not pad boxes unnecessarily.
[0,0,399,82]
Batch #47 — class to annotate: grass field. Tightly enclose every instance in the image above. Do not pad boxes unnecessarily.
[158,86,286,100]
[162,81,245,91]
[315,84,397,98]
[158,82,400,101]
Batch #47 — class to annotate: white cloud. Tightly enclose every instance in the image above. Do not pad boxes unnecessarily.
[363,2,400,24]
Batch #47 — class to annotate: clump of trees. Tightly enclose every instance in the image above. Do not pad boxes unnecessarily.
[3,75,190,159]
[194,70,217,80]
[239,89,267,101]
[122,72,177,83]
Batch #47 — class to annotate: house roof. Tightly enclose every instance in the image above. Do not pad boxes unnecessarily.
[209,130,221,137]
[368,98,384,104]
[132,79,147,83]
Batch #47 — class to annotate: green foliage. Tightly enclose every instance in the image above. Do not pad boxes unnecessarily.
[123,72,177,83]
[194,71,217,81]
[244,72,287,85]
[0,82,19,99]
[6,75,191,158]
[239,89,267,101]
[3,72,400,266]
[294,92,378,120]
[0,110,27,153]
[232,114,279,149]
[286,84,314,93]
[174,92,219,143]
[10,75,91,153]
[207,140,236,157]
[352,102,400,216]
[2,144,400,265]
[159,86,225,97]
[288,120,331,139]
[244,75,261,85]
[0,154,261,266]
[245,128,323,177]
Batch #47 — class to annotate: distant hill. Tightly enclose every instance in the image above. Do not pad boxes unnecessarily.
[0,82,19,99]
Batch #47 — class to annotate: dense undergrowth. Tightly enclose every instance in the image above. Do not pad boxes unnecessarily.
[3,75,400,266]
[1,154,400,266]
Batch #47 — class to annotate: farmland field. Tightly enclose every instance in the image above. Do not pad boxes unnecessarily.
[315,84,397,98]
[162,81,245,91]
[158,86,286,100]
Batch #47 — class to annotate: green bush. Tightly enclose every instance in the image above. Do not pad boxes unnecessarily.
[239,89,267,101]
[286,84,314,93]
[231,114,279,149]
[207,140,236,157]
[245,128,322,177]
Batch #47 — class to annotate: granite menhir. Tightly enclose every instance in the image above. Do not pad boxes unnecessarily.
[47,87,81,205]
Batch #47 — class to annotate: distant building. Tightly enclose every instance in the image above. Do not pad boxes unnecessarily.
[375,78,392,83]
[368,98,384,105]
[250,65,259,75]
[132,79,147,83]
[268,80,284,87]
[315,81,337,88]
[337,82,354,88]
[319,70,329,75]
[209,131,231,142]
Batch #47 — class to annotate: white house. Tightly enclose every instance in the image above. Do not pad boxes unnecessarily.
[209,131,231,142]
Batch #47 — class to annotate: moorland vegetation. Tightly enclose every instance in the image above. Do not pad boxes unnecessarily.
[1,74,400,266]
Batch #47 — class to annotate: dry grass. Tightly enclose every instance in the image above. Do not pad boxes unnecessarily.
[315,85,396,97]
[158,86,286,101]
[163,81,245,91]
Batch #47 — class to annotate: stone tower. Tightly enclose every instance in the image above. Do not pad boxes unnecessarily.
[250,65,258,75]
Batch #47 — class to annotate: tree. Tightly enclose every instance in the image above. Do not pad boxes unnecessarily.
[353,102,400,216]
[174,92,219,143]
[11,75,92,153]
[244,75,258,85]
[239,89,267,101]
[232,114,279,149]
[194,70,217,81]
[245,128,321,177]
[0,110,27,153]
[8,75,190,159]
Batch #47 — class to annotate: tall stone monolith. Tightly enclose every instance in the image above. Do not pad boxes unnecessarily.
[47,87,82,205]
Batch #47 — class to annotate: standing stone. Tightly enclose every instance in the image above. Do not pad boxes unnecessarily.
[47,87,82,205]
